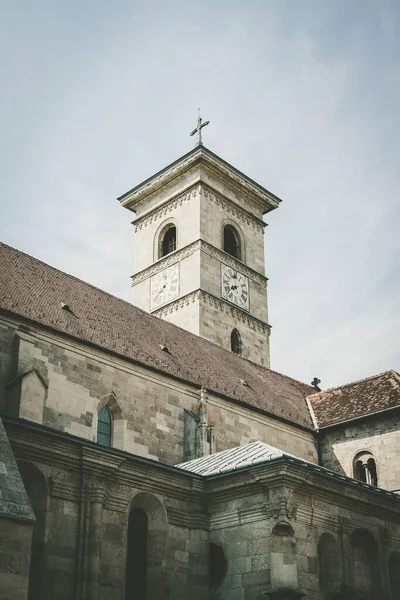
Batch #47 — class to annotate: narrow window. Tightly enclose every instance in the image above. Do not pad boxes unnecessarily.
[126,508,148,600]
[97,407,112,446]
[223,225,241,259]
[161,226,176,257]
[231,329,241,355]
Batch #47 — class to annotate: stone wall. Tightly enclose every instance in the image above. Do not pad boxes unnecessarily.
[0,315,318,465]
[5,418,209,600]
[319,411,400,492]
[207,460,400,600]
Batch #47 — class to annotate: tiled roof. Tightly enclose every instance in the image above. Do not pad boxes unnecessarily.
[176,440,285,475]
[308,370,400,428]
[0,243,314,430]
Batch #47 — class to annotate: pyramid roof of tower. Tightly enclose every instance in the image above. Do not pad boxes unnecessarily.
[118,145,281,214]
[0,242,314,431]
[307,370,400,428]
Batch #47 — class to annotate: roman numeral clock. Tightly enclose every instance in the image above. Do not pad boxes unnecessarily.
[221,264,249,311]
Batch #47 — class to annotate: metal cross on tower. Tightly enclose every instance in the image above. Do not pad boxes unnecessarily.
[190,109,210,146]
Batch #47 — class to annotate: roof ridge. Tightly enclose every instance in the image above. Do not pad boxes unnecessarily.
[267,367,315,393]
[307,369,397,398]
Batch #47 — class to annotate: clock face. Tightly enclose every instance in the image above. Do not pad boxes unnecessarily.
[221,264,249,311]
[150,264,179,309]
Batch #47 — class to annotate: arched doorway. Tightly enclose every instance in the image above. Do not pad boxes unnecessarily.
[18,461,48,600]
[125,493,168,600]
[126,508,148,600]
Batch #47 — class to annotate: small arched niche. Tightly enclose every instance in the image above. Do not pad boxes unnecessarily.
[318,533,340,592]
[349,528,381,597]
[158,223,177,258]
[231,329,242,355]
[270,522,298,589]
[353,451,378,486]
[209,543,227,591]
[223,224,241,260]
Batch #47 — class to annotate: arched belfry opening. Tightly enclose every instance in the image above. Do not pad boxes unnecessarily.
[223,225,241,260]
[353,451,378,486]
[231,329,242,355]
[126,507,148,600]
[160,225,176,258]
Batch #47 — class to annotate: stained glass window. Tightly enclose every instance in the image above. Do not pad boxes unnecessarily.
[97,407,112,446]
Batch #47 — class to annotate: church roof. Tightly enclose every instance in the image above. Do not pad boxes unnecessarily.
[176,440,285,475]
[0,242,314,430]
[307,370,400,428]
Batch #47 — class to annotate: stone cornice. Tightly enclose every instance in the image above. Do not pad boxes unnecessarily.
[151,289,271,334]
[131,239,267,286]
[133,184,199,231]
[119,146,281,215]
[201,184,265,231]
[132,182,266,233]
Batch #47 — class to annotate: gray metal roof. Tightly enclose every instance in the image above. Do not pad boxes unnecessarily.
[175,441,285,476]
[176,441,400,499]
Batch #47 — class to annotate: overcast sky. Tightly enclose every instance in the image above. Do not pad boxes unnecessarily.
[1,1,399,389]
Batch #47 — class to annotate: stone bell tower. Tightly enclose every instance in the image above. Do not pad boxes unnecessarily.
[118,126,281,368]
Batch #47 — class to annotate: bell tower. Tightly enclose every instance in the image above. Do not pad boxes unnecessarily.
[118,141,281,368]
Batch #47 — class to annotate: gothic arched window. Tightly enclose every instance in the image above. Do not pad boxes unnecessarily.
[97,407,112,447]
[231,329,242,355]
[353,451,378,486]
[223,225,241,260]
[160,225,176,258]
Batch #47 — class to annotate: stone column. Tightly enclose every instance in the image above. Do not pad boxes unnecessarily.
[338,516,352,593]
[86,484,106,600]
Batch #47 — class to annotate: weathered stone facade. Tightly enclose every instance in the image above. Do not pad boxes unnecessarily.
[0,144,399,600]
[319,411,400,492]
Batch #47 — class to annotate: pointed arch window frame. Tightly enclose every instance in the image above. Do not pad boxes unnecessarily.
[97,406,112,447]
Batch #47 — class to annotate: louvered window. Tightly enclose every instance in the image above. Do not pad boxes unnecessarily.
[97,407,112,446]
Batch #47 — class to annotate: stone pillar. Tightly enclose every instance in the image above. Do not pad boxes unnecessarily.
[338,516,352,594]
[86,484,106,600]
[197,387,210,458]
[379,527,391,598]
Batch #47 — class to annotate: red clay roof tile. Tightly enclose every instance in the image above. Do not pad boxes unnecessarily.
[308,370,400,428]
[0,242,315,430]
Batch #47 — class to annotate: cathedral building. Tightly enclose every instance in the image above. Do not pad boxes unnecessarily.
[0,139,399,600]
